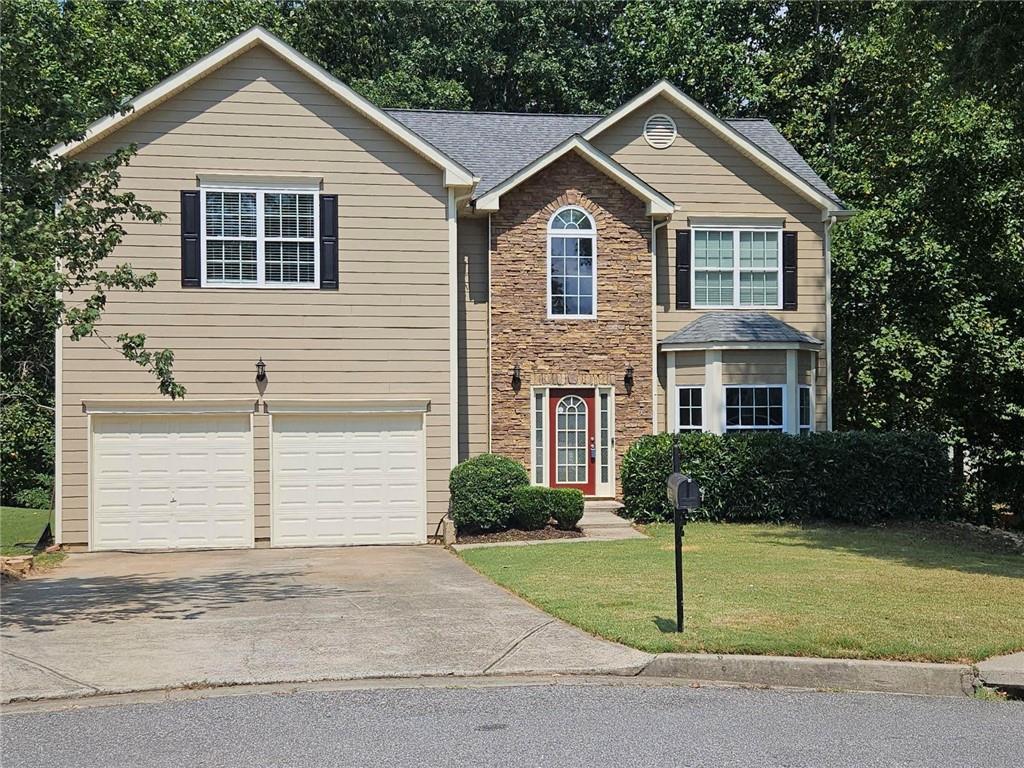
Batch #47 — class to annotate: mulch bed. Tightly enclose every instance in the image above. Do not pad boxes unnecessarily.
[457,525,584,544]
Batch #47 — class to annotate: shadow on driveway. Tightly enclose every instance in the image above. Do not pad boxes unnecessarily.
[1,570,363,634]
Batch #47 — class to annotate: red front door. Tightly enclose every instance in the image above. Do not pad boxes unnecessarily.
[548,388,596,495]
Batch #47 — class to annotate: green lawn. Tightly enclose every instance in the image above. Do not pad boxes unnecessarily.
[1,506,66,569]
[460,523,1024,663]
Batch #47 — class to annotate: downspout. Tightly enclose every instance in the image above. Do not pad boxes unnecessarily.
[449,188,475,468]
[651,217,670,433]
[824,214,837,431]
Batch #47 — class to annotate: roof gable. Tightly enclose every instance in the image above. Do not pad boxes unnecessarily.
[583,80,845,215]
[49,27,475,187]
[472,135,674,217]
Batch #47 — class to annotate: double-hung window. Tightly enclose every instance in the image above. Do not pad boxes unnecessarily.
[676,386,703,432]
[724,385,785,432]
[693,227,782,308]
[201,187,319,288]
[548,206,596,318]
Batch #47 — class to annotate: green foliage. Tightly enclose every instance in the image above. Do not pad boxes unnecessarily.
[449,454,530,532]
[548,488,585,530]
[511,486,585,531]
[510,486,552,530]
[620,432,953,525]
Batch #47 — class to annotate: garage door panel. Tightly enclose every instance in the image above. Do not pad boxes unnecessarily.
[271,412,426,547]
[91,414,253,551]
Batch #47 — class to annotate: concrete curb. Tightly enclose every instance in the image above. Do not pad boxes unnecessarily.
[642,653,978,697]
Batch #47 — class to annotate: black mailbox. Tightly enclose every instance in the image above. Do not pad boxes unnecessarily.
[666,472,701,511]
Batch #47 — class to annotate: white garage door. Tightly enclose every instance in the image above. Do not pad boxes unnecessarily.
[271,412,426,547]
[91,414,254,551]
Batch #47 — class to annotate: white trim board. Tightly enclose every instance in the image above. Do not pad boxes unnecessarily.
[582,80,847,216]
[265,399,431,414]
[474,135,674,217]
[48,27,476,188]
[660,341,821,352]
[83,399,256,414]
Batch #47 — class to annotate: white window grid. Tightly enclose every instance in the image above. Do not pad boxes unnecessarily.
[692,226,783,309]
[200,186,320,289]
[723,384,786,432]
[555,394,588,484]
[548,205,597,319]
[676,386,704,432]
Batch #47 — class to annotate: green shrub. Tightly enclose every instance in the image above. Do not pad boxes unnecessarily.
[549,488,585,530]
[511,486,585,530]
[620,431,953,524]
[510,486,553,530]
[449,454,529,532]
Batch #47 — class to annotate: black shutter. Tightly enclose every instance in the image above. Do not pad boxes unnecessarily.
[180,190,201,287]
[675,229,691,310]
[782,230,798,310]
[319,194,339,290]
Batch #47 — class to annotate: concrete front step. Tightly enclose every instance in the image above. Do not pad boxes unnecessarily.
[581,501,633,530]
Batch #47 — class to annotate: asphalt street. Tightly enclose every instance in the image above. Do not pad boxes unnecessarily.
[2,682,1021,767]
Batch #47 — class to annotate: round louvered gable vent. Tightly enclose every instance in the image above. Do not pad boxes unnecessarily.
[643,114,677,149]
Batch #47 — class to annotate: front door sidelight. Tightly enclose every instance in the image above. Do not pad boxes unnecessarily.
[549,388,596,495]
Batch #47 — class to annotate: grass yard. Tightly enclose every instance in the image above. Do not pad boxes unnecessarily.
[460,522,1024,663]
[1,506,64,568]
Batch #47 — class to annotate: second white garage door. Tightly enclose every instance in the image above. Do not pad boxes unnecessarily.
[271,412,426,547]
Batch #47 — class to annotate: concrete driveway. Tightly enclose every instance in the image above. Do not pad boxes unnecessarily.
[1,546,650,703]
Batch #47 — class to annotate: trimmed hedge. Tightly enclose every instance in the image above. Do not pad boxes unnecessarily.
[620,431,953,524]
[512,486,585,531]
[449,454,529,532]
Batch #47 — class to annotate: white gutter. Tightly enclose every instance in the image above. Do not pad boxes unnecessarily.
[448,188,459,467]
[651,218,670,433]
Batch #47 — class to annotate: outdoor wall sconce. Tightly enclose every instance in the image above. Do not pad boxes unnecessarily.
[511,363,522,393]
[255,357,268,398]
[624,365,635,394]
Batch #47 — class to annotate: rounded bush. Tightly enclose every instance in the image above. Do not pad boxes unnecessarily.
[510,486,552,530]
[549,488,585,530]
[448,454,529,532]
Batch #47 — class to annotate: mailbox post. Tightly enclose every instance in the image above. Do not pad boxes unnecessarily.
[666,436,701,632]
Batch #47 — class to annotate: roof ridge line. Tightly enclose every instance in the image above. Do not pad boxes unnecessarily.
[386,107,604,118]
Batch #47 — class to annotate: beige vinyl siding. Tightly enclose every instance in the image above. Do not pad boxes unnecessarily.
[457,216,489,460]
[722,349,788,385]
[592,95,828,430]
[60,45,452,545]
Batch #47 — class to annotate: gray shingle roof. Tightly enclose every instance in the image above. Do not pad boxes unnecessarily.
[661,312,822,347]
[386,109,842,206]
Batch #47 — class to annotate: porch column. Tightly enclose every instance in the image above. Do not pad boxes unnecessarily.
[786,349,799,435]
[666,351,677,433]
[705,350,723,434]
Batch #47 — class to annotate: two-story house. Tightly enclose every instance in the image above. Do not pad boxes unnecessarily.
[52,28,849,551]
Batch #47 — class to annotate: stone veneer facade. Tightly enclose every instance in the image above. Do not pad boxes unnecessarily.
[489,152,653,496]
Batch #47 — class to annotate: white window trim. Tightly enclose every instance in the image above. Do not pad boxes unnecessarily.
[722,384,788,432]
[547,205,597,320]
[200,185,320,289]
[799,384,814,433]
[675,385,705,432]
[691,225,783,309]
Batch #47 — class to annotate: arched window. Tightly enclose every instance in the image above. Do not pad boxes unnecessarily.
[548,206,596,318]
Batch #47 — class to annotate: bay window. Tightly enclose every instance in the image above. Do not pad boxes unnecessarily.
[676,386,703,432]
[724,385,785,432]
